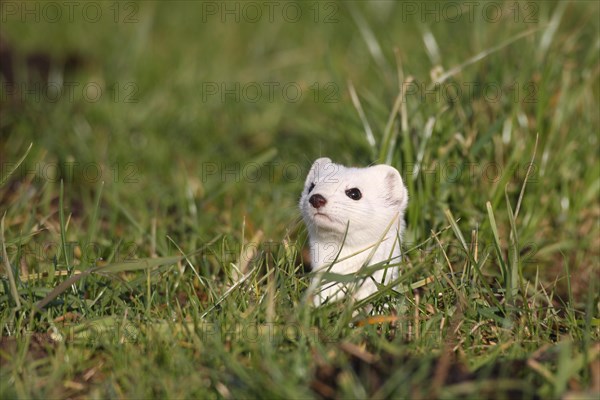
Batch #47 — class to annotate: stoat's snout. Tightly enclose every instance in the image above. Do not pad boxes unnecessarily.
[309,194,327,209]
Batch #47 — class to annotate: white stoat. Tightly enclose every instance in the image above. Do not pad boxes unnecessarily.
[299,157,408,306]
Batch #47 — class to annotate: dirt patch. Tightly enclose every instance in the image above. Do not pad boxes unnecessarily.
[0,332,55,367]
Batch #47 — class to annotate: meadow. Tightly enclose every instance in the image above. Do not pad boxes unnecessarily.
[1,1,599,398]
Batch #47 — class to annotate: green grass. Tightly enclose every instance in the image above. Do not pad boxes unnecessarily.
[1,1,599,398]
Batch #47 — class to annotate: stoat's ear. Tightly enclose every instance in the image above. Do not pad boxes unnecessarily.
[305,157,333,186]
[371,164,408,211]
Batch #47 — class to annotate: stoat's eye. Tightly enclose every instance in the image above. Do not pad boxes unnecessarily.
[308,183,316,193]
[345,188,362,200]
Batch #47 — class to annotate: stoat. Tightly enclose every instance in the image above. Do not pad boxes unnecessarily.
[299,157,408,306]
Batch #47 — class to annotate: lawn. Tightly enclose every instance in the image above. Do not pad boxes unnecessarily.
[1,1,599,398]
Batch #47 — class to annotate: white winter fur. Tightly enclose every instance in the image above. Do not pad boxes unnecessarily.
[300,158,408,306]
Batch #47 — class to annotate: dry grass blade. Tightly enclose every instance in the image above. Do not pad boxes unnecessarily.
[35,269,94,311]
[1,213,22,308]
[431,230,468,309]
[234,229,264,284]
[0,142,32,187]
[432,27,543,87]
[538,2,568,60]
[348,80,376,151]
[514,133,539,221]
[347,4,389,77]
[200,268,255,319]
[35,255,182,311]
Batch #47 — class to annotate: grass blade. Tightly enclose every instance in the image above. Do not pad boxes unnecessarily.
[0,142,33,187]
[504,188,519,301]
[97,255,182,274]
[486,201,510,301]
[59,180,71,269]
[379,91,403,164]
[444,209,467,252]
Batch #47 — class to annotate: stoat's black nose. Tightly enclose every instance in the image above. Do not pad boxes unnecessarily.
[309,194,327,209]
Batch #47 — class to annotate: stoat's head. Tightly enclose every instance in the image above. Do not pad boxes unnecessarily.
[299,157,408,244]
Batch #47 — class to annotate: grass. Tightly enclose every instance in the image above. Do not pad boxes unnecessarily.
[1,1,599,398]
